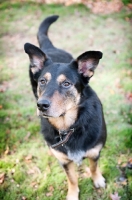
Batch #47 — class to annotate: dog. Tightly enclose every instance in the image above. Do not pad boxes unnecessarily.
[24,15,107,200]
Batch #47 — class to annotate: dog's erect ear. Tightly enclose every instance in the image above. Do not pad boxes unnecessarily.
[24,43,47,74]
[76,51,103,78]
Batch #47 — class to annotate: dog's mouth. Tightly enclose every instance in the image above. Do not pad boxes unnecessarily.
[39,111,65,118]
[40,112,52,118]
[42,113,51,118]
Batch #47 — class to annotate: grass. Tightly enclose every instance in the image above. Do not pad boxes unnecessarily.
[0,1,132,200]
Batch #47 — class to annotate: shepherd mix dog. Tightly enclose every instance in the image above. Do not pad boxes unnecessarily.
[24,15,107,200]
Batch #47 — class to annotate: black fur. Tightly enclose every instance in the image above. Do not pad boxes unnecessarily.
[40,85,106,155]
[24,15,106,157]
[24,15,107,197]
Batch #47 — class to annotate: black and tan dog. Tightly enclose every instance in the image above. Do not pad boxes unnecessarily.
[24,15,107,200]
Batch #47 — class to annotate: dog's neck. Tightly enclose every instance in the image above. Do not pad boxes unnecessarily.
[48,106,78,131]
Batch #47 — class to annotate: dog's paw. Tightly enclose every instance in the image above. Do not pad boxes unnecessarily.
[66,188,79,200]
[66,194,79,200]
[93,174,106,188]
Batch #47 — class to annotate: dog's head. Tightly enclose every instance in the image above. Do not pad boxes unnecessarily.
[24,43,102,119]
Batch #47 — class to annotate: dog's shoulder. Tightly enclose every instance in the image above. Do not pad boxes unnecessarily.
[80,85,102,114]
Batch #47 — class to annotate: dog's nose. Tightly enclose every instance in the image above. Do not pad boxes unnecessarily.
[37,99,50,111]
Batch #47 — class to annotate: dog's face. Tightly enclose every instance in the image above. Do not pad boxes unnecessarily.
[36,62,81,118]
[24,43,102,119]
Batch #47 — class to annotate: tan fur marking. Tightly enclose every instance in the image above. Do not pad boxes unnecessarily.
[49,106,78,130]
[57,74,67,83]
[65,162,79,200]
[50,148,70,164]
[48,87,80,130]
[89,158,98,174]
[44,72,51,81]
[50,149,79,199]
[31,67,39,74]
[85,144,102,159]
[37,85,44,97]
[48,90,65,117]
[87,70,94,77]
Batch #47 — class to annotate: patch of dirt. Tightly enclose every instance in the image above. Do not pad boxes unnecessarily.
[28,0,124,14]
[83,0,123,14]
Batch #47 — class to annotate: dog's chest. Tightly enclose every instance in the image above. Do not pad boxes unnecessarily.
[67,150,86,165]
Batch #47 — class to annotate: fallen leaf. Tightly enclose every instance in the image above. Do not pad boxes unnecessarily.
[27,169,35,175]
[27,166,41,175]
[127,3,132,9]
[97,188,102,194]
[25,155,33,162]
[121,180,127,186]
[4,146,10,155]
[110,192,121,200]
[45,185,54,197]
[30,181,38,188]
[127,158,132,169]
[6,129,11,134]
[48,185,54,192]
[0,173,5,184]
[46,192,53,197]
[128,158,132,163]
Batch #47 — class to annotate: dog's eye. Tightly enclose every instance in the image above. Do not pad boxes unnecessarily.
[40,79,46,85]
[62,81,71,88]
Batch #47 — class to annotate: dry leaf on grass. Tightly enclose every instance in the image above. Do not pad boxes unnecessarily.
[27,166,41,175]
[110,192,121,200]
[127,158,132,169]
[46,185,54,197]
[46,192,53,197]
[48,185,54,192]
[0,173,5,184]
[25,154,33,163]
[4,146,10,155]
[30,181,38,188]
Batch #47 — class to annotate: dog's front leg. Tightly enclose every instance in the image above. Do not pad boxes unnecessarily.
[50,148,79,200]
[89,158,106,188]
[62,162,79,200]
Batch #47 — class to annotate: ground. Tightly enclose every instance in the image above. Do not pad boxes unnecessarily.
[0,1,132,200]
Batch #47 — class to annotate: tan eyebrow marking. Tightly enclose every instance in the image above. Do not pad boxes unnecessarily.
[43,72,51,81]
[57,74,67,83]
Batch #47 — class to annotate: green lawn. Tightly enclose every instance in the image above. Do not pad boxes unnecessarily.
[0,1,132,200]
